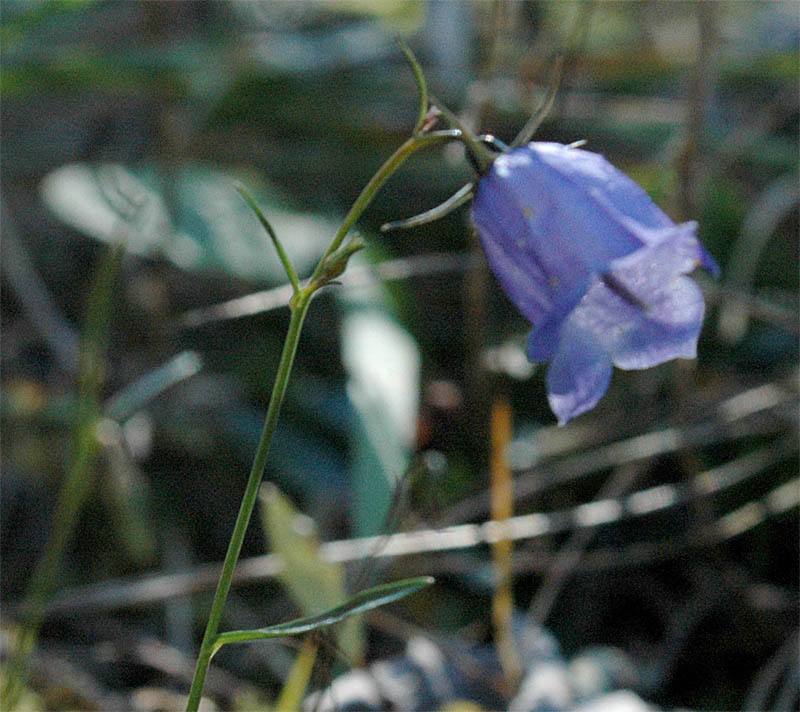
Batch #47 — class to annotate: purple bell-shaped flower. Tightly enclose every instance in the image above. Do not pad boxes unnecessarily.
[472,142,718,425]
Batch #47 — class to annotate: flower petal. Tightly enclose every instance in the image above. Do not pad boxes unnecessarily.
[608,220,708,283]
[583,222,709,368]
[572,274,705,370]
[474,195,588,328]
[526,309,566,362]
[610,276,704,368]
[472,142,685,331]
[529,143,676,233]
[546,323,613,425]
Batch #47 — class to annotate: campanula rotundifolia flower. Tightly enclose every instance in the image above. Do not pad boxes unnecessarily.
[472,142,719,425]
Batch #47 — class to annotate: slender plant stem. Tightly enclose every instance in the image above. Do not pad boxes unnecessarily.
[396,38,428,134]
[310,131,460,285]
[1,424,100,708]
[2,244,123,710]
[185,294,311,712]
[186,109,462,712]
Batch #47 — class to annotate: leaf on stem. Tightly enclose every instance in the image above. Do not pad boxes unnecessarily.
[381,182,475,232]
[212,576,434,654]
[235,183,301,294]
[260,483,363,663]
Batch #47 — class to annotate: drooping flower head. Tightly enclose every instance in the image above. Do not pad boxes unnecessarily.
[472,142,718,425]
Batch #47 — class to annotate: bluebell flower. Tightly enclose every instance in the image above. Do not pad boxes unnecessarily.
[472,142,719,425]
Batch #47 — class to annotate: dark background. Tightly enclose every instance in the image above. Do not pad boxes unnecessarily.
[2,1,798,710]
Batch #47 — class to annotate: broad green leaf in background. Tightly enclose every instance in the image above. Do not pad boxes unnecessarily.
[260,483,363,663]
[338,257,420,537]
[39,162,335,285]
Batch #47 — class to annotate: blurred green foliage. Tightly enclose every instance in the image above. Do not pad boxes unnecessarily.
[1,1,797,710]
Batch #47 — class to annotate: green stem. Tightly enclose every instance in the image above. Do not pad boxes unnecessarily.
[2,423,100,708]
[427,98,495,174]
[186,120,461,712]
[2,244,122,710]
[185,293,311,712]
[396,37,428,134]
[309,130,460,285]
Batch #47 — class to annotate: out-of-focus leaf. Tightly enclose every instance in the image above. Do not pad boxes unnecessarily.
[324,0,426,35]
[723,51,800,84]
[439,703,485,712]
[0,669,44,712]
[339,257,420,536]
[212,576,433,652]
[274,636,318,712]
[95,419,156,566]
[228,405,349,509]
[260,483,363,663]
[0,0,96,49]
[40,163,334,284]
[3,36,234,100]
[104,351,202,423]
[1,51,181,98]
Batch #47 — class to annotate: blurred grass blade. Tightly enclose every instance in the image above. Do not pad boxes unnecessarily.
[104,350,202,422]
[259,483,363,663]
[96,419,157,566]
[274,636,319,712]
[177,252,474,329]
[1,241,125,710]
[212,576,433,653]
[0,198,80,372]
[716,172,798,343]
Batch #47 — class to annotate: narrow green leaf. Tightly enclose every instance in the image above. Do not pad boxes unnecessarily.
[234,183,301,294]
[1,241,125,709]
[381,182,474,232]
[260,484,363,663]
[212,576,433,653]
